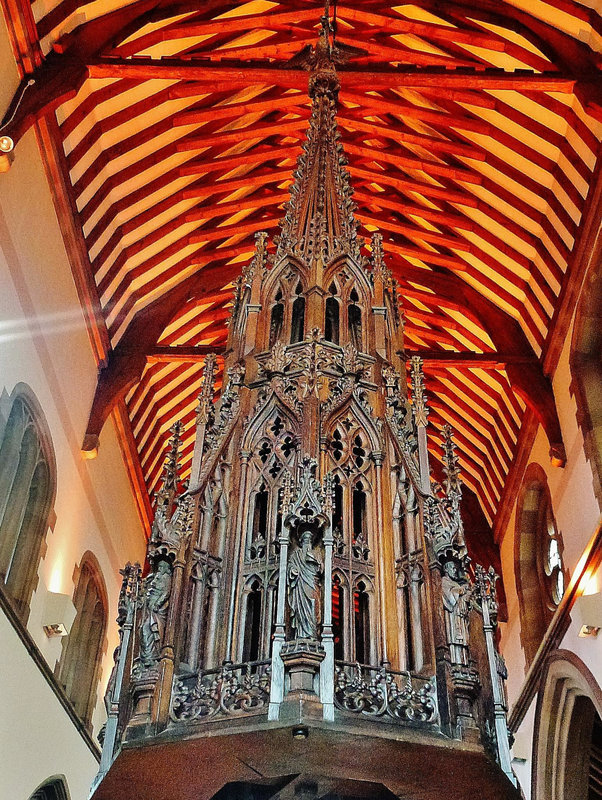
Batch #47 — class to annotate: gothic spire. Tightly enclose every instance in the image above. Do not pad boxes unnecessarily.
[277,10,361,265]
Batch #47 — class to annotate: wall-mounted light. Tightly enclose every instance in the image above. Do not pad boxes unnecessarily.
[574,589,602,639]
[292,726,309,740]
[42,591,76,638]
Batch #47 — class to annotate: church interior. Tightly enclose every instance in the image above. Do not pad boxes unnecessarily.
[1,0,601,798]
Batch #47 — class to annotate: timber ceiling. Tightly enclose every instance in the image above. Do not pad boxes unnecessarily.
[3,0,602,532]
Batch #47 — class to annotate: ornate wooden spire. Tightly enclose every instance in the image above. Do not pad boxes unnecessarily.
[277,12,361,265]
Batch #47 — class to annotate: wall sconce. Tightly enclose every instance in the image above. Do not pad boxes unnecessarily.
[42,591,76,638]
[574,591,602,639]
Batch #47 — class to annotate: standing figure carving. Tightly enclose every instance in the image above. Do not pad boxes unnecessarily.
[139,560,172,669]
[441,559,471,666]
[287,528,322,640]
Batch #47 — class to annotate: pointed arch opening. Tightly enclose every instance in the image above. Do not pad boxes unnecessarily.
[242,579,263,663]
[269,289,285,349]
[348,288,362,351]
[354,580,370,664]
[325,283,340,344]
[332,573,345,661]
[290,283,306,344]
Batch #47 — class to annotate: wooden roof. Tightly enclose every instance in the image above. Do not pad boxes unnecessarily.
[2,0,602,533]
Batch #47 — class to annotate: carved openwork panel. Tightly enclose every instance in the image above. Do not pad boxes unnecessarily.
[246,407,299,563]
[334,662,438,726]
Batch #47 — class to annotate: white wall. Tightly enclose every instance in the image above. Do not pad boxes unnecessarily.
[0,12,146,799]
[497,316,602,798]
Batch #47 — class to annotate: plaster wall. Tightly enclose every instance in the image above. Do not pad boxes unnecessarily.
[0,13,146,798]
[498,315,602,799]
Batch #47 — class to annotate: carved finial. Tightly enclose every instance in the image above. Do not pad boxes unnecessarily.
[474,564,499,618]
[410,356,429,427]
[156,421,183,510]
[195,354,217,425]
[371,231,391,284]
[276,7,361,266]
[442,424,461,497]
[243,231,269,286]
[281,470,295,517]
[322,471,334,516]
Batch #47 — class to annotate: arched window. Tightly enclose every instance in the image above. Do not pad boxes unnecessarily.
[354,581,370,664]
[269,290,285,348]
[515,466,565,666]
[348,288,362,351]
[0,387,55,620]
[325,284,340,344]
[29,778,69,800]
[290,283,305,344]
[58,555,107,726]
[242,580,262,662]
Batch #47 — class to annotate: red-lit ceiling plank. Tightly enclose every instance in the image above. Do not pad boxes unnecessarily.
[348,164,478,207]
[429,375,514,477]
[130,362,199,432]
[105,212,279,333]
[85,60,578,92]
[84,140,298,233]
[394,265,565,459]
[335,32,479,69]
[160,304,232,347]
[66,84,183,169]
[112,6,322,57]
[356,221,469,270]
[353,188,474,231]
[142,416,196,485]
[71,115,175,197]
[177,145,301,177]
[82,256,236,454]
[149,345,227,362]
[171,92,307,127]
[344,139,483,185]
[342,91,492,134]
[141,398,199,474]
[338,6,507,51]
[100,239,249,313]
[428,396,507,500]
[2,59,584,153]
[59,78,141,139]
[403,326,460,347]
[176,119,307,152]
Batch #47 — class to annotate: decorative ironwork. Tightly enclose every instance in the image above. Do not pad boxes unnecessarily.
[334,662,437,724]
[170,661,271,722]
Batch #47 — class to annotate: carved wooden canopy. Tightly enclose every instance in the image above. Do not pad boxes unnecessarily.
[2,0,601,535]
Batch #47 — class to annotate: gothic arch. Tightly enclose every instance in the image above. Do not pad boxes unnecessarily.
[571,261,602,507]
[28,777,69,800]
[514,464,566,667]
[241,397,299,453]
[324,398,382,456]
[323,254,372,302]
[533,650,602,800]
[262,254,308,300]
[57,551,108,727]
[0,383,57,620]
